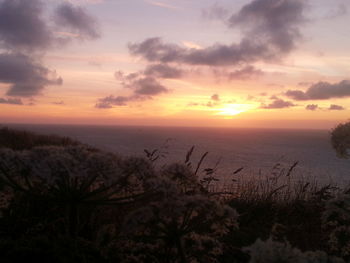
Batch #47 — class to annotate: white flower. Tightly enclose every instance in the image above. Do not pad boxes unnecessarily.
[245,238,344,263]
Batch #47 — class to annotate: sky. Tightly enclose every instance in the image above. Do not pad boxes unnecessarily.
[0,0,350,129]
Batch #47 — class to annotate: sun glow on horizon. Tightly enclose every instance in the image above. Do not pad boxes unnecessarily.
[215,104,254,117]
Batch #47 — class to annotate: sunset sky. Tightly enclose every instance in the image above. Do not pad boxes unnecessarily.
[0,0,350,129]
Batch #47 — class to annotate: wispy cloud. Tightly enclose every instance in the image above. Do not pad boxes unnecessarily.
[182,41,203,50]
[145,1,179,10]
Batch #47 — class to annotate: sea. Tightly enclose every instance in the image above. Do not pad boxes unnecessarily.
[5,124,350,187]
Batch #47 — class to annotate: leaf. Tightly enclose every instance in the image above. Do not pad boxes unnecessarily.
[286,161,298,176]
[185,146,195,164]
[144,149,151,157]
[233,167,244,175]
[195,152,208,175]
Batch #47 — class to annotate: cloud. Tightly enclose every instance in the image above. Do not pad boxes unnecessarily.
[261,98,295,109]
[95,95,137,108]
[97,76,168,108]
[188,94,222,108]
[129,0,306,66]
[0,0,99,98]
[329,104,345,111]
[0,97,23,105]
[126,77,168,96]
[286,80,350,100]
[0,53,62,97]
[54,2,100,40]
[212,66,263,81]
[229,0,306,53]
[144,64,183,79]
[145,1,179,10]
[129,38,183,63]
[227,65,264,80]
[211,94,220,101]
[129,37,271,66]
[0,0,52,51]
[305,104,318,111]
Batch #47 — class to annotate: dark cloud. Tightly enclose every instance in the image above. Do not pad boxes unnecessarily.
[0,0,52,51]
[212,66,263,81]
[96,76,168,108]
[0,97,23,105]
[95,95,136,108]
[54,2,100,40]
[129,37,271,66]
[115,71,140,82]
[144,64,183,79]
[227,65,264,80]
[211,94,220,101]
[129,0,306,66]
[125,77,168,96]
[0,0,99,98]
[286,80,350,100]
[285,89,307,100]
[0,53,62,97]
[305,104,318,111]
[116,64,183,82]
[261,98,295,109]
[129,38,184,64]
[329,104,345,111]
[229,0,306,53]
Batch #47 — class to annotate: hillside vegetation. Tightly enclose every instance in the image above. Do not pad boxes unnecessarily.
[0,126,349,263]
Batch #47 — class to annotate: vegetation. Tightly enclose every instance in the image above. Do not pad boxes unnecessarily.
[331,122,350,158]
[0,126,349,262]
[0,127,81,150]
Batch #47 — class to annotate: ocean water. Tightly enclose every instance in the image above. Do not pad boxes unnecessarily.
[6,124,350,186]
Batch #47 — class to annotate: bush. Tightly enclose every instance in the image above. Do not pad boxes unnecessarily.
[0,127,81,150]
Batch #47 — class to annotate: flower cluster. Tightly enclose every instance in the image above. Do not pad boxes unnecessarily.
[323,192,350,258]
[245,238,344,263]
[115,163,239,262]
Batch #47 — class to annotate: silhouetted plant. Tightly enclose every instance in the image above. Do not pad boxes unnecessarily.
[0,127,81,150]
[117,167,238,263]
[0,146,154,238]
[323,190,350,260]
[0,126,347,262]
[331,122,350,158]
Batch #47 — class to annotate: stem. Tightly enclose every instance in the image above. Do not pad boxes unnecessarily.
[175,236,187,263]
[68,203,78,237]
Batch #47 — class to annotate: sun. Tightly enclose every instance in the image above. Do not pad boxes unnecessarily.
[215,104,252,117]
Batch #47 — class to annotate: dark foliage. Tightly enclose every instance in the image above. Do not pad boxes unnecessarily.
[0,127,347,262]
[0,127,81,150]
